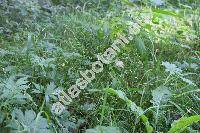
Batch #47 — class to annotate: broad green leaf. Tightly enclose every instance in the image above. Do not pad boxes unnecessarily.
[168,115,200,133]
[152,9,180,17]
[135,37,146,55]
[104,88,128,101]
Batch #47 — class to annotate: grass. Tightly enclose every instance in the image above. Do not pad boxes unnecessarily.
[0,0,199,132]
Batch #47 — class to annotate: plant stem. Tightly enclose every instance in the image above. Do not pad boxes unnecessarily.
[100,93,108,126]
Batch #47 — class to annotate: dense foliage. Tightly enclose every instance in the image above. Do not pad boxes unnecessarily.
[0,0,199,132]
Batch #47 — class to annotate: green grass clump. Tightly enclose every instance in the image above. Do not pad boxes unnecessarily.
[0,0,199,132]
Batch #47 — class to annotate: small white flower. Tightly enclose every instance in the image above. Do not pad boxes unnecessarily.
[51,102,65,115]
[115,60,124,68]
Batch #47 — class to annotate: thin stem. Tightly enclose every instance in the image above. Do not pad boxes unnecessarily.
[100,93,108,126]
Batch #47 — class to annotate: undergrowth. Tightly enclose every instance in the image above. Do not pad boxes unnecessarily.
[0,0,199,132]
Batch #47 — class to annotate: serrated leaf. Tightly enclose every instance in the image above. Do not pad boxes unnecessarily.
[151,86,171,106]
[162,61,182,74]
[32,83,44,94]
[8,109,49,133]
[45,82,57,103]
[0,76,30,104]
